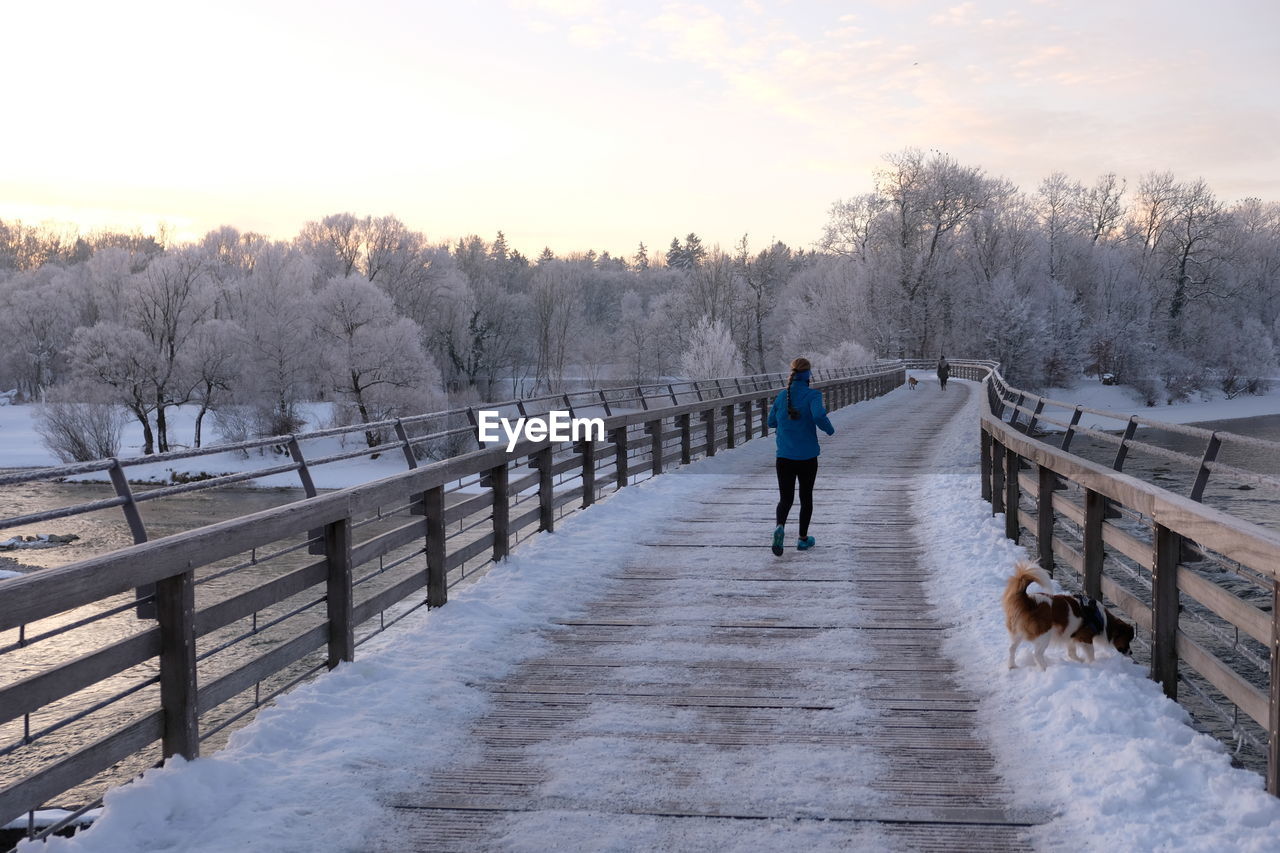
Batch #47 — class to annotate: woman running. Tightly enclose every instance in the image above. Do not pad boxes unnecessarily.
[767,357,835,556]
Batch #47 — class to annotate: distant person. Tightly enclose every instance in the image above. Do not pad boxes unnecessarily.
[937,355,950,390]
[767,357,835,556]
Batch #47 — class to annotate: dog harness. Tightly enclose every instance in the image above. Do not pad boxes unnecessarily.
[1074,594,1106,635]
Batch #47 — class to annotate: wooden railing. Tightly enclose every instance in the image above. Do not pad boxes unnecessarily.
[978,364,1280,792]
[0,364,904,836]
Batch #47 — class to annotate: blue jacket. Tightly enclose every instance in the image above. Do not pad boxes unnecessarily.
[768,373,835,459]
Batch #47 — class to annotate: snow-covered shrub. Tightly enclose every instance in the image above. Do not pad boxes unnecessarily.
[678,316,744,379]
[1158,352,1208,404]
[1218,318,1277,398]
[212,402,307,454]
[34,384,127,462]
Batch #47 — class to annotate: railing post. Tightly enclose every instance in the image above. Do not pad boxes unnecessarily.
[324,518,354,669]
[980,430,992,502]
[1037,464,1055,576]
[646,418,664,477]
[611,428,628,490]
[425,486,447,607]
[724,404,736,449]
[1008,393,1026,429]
[393,419,418,469]
[155,568,198,761]
[741,400,753,439]
[575,440,596,507]
[759,398,769,436]
[1061,406,1083,451]
[1083,489,1104,599]
[482,462,510,560]
[1151,524,1180,700]
[1190,433,1221,502]
[991,438,1006,516]
[1027,399,1045,434]
[534,446,556,529]
[597,389,613,417]
[1113,416,1138,471]
[109,459,155,619]
[703,408,717,457]
[679,414,692,464]
[1269,582,1280,794]
[1004,446,1020,541]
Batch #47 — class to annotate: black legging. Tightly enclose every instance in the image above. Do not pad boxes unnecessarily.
[776,457,819,537]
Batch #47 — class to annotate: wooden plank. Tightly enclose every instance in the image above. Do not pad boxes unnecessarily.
[350,518,428,571]
[1101,520,1149,566]
[1083,489,1103,600]
[156,569,198,760]
[195,560,327,638]
[1176,631,1269,727]
[0,629,159,727]
[1051,536,1084,577]
[325,519,354,669]
[197,624,329,714]
[444,491,493,525]
[510,506,541,533]
[446,534,495,571]
[983,410,1280,579]
[552,486,585,509]
[1037,464,1055,575]
[536,446,557,529]
[1270,583,1280,795]
[425,486,447,608]
[1151,525,1180,699]
[352,570,428,626]
[1099,575,1152,633]
[1051,492,1084,527]
[0,710,164,829]
[1176,567,1270,645]
[0,496,344,632]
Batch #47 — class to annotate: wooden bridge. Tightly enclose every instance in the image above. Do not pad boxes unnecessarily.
[2,361,1279,850]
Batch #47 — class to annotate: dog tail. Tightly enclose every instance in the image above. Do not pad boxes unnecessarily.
[1003,560,1051,629]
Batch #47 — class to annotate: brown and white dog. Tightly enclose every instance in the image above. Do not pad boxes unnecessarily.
[1003,561,1134,670]
[907,376,919,390]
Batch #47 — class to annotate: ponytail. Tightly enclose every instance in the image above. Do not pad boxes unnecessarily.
[784,356,810,421]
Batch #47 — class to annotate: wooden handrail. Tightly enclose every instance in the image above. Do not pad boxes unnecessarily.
[977,363,1280,794]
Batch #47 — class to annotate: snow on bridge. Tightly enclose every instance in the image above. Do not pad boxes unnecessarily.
[21,381,1280,852]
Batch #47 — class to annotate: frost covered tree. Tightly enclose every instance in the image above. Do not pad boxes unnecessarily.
[221,246,321,439]
[529,261,582,392]
[314,276,443,446]
[679,316,743,379]
[67,322,160,452]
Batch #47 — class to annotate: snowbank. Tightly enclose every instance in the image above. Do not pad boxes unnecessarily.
[915,382,1280,851]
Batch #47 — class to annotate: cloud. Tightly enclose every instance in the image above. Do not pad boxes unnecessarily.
[929,2,978,27]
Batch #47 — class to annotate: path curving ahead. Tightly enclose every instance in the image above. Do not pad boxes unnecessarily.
[375,381,1044,851]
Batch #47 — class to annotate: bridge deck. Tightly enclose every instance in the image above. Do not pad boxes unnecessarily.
[382,383,1042,850]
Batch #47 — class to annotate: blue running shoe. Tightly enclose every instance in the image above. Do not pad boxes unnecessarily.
[797,536,816,551]
[771,525,785,556]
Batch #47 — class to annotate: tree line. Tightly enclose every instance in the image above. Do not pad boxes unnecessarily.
[2,148,1276,459]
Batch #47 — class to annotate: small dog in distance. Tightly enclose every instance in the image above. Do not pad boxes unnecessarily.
[907,376,919,390]
[1003,561,1134,670]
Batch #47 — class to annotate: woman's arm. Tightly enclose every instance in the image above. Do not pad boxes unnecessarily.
[810,393,835,435]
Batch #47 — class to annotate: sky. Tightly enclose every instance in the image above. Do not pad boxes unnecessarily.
[2,0,1278,259]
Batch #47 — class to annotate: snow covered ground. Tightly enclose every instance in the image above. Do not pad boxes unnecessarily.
[1035,379,1280,432]
[13,381,1280,851]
